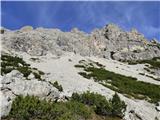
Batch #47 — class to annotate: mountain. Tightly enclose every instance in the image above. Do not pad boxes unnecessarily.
[1,24,160,120]
[1,24,160,60]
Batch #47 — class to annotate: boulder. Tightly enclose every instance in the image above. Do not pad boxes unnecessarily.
[27,73,35,79]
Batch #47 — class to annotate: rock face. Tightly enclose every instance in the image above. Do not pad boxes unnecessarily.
[1,70,60,117]
[1,23,160,60]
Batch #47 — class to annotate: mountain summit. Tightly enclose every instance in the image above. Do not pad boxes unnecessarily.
[1,24,160,60]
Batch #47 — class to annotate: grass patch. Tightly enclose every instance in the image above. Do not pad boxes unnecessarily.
[76,61,160,103]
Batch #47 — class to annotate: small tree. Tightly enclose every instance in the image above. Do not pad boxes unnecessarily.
[111,93,126,118]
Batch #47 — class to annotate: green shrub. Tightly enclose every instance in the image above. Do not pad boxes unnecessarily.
[38,70,45,75]
[8,95,55,120]
[78,72,91,79]
[72,92,81,102]
[65,101,92,119]
[71,91,126,117]
[1,67,13,75]
[17,67,32,78]
[74,65,85,68]
[72,91,111,115]
[52,81,63,92]
[33,72,42,80]
[4,95,92,120]
[110,93,126,118]
[3,94,124,120]
[92,61,105,68]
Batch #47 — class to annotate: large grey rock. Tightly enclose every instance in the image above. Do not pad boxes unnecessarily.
[0,90,16,117]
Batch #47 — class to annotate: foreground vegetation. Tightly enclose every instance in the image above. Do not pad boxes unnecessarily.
[2,92,124,120]
[3,95,91,120]
[1,54,44,80]
[75,61,160,103]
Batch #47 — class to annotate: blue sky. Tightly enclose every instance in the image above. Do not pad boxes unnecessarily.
[1,1,160,40]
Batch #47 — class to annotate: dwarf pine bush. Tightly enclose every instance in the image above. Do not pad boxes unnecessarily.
[4,95,91,120]
[72,91,126,118]
[52,81,63,92]
[110,93,126,118]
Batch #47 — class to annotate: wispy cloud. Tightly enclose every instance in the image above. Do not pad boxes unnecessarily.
[36,2,59,27]
[1,1,160,40]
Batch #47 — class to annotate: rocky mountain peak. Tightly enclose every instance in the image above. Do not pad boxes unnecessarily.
[130,28,139,34]
[1,24,160,61]
[20,26,33,32]
[103,23,123,40]
[151,38,159,44]
[70,27,86,36]
[71,28,80,33]
[105,23,122,32]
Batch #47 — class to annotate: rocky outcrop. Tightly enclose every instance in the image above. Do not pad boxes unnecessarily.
[1,24,160,60]
[20,26,33,32]
[1,70,60,117]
